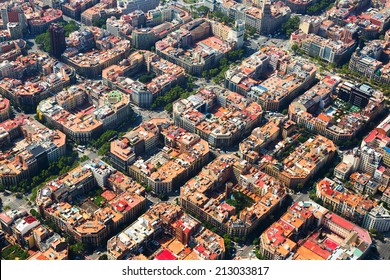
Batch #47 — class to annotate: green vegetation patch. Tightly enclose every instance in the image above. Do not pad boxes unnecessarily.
[225,191,255,214]
[1,245,30,260]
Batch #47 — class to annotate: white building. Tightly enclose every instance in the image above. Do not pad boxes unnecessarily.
[363,205,390,232]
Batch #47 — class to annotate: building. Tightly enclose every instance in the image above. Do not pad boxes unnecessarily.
[7,22,23,40]
[173,86,262,148]
[39,161,147,247]
[0,39,27,63]
[213,0,291,35]
[37,81,132,144]
[180,154,287,237]
[110,118,170,173]
[225,47,316,110]
[0,97,10,122]
[62,34,131,79]
[358,146,383,176]
[0,208,28,235]
[316,178,376,225]
[28,235,68,260]
[334,150,361,181]
[260,201,372,260]
[263,135,336,189]
[103,51,186,107]
[49,23,66,59]
[129,124,210,194]
[239,118,281,163]
[336,81,384,109]
[248,60,316,111]
[27,8,63,34]
[117,0,160,14]
[362,205,390,232]
[156,18,243,75]
[80,3,108,26]
[61,0,100,20]
[289,77,385,144]
[0,115,66,187]
[291,31,357,65]
[0,53,76,111]
[349,39,390,85]
[12,216,41,248]
[107,202,225,260]
[284,0,315,13]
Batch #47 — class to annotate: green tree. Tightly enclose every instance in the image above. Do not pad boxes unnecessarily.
[291,44,299,53]
[98,142,110,156]
[139,73,156,83]
[92,18,107,28]
[197,6,210,16]
[79,155,89,162]
[281,16,300,36]
[30,209,42,220]
[62,20,80,36]
[70,242,85,255]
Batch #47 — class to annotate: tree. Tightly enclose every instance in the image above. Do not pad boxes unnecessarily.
[99,254,108,260]
[62,20,80,36]
[297,183,305,191]
[70,242,85,255]
[80,155,89,162]
[30,209,42,220]
[32,176,41,187]
[91,130,117,149]
[164,103,173,113]
[139,73,156,83]
[93,18,107,28]
[291,44,299,53]
[209,68,220,77]
[158,194,169,201]
[35,32,51,53]
[197,6,210,16]
[281,16,300,36]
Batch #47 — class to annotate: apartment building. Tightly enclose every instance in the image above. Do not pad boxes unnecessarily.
[260,200,372,260]
[37,81,131,144]
[173,86,262,148]
[263,135,336,189]
[0,115,66,187]
[107,202,225,260]
[129,125,209,194]
[180,154,287,238]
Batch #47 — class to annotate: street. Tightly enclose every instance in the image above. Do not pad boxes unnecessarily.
[76,147,99,161]
[0,192,31,212]
[367,232,390,260]
[290,192,311,203]
[130,104,170,123]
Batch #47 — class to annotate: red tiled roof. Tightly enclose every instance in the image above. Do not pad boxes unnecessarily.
[101,190,116,201]
[155,249,177,260]
[302,240,331,260]
[328,213,354,231]
[24,216,37,224]
[324,238,339,251]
